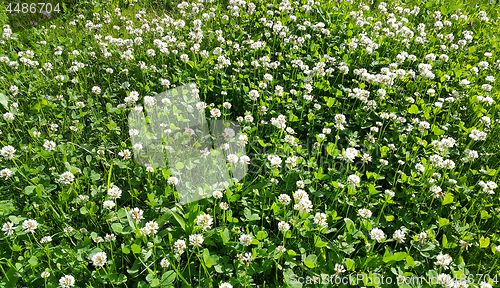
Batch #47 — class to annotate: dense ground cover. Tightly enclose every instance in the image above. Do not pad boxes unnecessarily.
[1,0,500,287]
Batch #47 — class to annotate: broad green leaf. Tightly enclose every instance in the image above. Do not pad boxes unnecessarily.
[256,231,267,240]
[160,271,176,286]
[220,228,230,244]
[438,218,450,227]
[243,207,260,221]
[0,93,9,110]
[406,255,415,268]
[324,97,335,107]
[480,210,490,219]
[346,258,355,271]
[304,259,315,268]
[383,248,393,263]
[479,237,490,248]
[25,186,36,195]
[315,240,326,248]
[28,256,38,266]
[442,234,457,249]
[393,252,407,261]
[442,193,454,205]
[408,104,419,114]
[131,244,142,254]
[111,223,123,234]
[168,209,186,231]
[203,249,212,268]
[368,184,381,195]
[304,254,317,268]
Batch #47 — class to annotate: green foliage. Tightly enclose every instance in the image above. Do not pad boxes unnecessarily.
[0,0,500,287]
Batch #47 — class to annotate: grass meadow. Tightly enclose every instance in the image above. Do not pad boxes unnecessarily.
[1,0,500,287]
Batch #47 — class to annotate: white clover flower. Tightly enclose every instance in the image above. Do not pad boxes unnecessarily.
[313,212,328,227]
[348,174,361,186]
[293,189,309,201]
[267,155,282,168]
[278,221,290,232]
[334,263,346,275]
[212,190,223,199]
[264,73,273,82]
[480,282,493,288]
[160,258,170,268]
[1,145,16,160]
[145,221,159,235]
[232,153,247,164]
[144,96,155,106]
[167,176,179,185]
[129,207,144,224]
[238,134,249,146]
[3,112,14,121]
[173,239,187,254]
[278,194,291,205]
[91,86,101,94]
[103,200,115,210]
[133,143,143,151]
[239,234,252,246]
[140,226,152,237]
[91,252,107,268]
[385,189,395,197]
[220,202,229,210]
[285,156,298,168]
[227,154,238,164]
[43,140,56,152]
[434,253,452,270]
[469,129,487,141]
[107,186,122,199]
[196,214,213,231]
[59,171,75,185]
[357,208,372,219]
[40,236,52,243]
[0,168,13,180]
[2,222,15,236]
[41,271,50,278]
[59,275,75,288]
[248,90,260,101]
[100,233,114,242]
[341,147,359,162]
[210,108,221,118]
[430,185,444,198]
[189,234,204,247]
[370,228,385,243]
[180,54,189,63]
[22,219,38,234]
[294,198,313,213]
[393,229,406,243]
